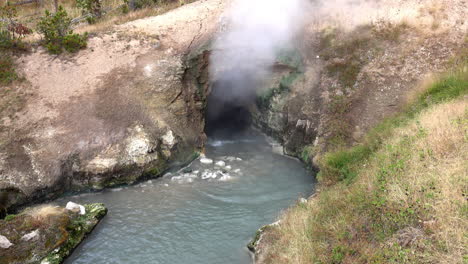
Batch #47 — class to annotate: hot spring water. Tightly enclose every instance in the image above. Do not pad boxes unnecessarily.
[59,130,314,264]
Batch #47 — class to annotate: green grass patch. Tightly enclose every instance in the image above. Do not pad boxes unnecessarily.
[4,214,17,221]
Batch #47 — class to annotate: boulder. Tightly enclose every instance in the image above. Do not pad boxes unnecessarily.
[66,202,86,215]
[0,235,13,249]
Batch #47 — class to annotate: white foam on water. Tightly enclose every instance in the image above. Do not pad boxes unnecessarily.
[201,170,218,180]
[219,174,232,181]
[215,161,226,167]
[200,158,214,164]
[171,173,198,184]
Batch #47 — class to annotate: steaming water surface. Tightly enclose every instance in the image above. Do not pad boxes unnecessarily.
[61,131,314,264]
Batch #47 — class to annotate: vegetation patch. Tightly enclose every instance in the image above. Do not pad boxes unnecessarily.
[41,203,107,264]
[37,6,88,54]
[76,0,103,24]
[0,54,19,85]
[256,72,300,110]
[0,4,31,85]
[256,49,303,110]
[258,64,468,263]
[0,203,107,264]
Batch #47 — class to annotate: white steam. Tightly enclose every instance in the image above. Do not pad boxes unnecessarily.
[209,0,309,94]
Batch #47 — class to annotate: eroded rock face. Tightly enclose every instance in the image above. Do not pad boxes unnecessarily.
[251,50,320,157]
[0,0,224,213]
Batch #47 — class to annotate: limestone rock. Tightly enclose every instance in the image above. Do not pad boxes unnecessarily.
[66,201,86,215]
[0,235,12,249]
[21,229,39,242]
[162,130,177,149]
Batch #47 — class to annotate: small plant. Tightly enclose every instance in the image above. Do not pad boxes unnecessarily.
[121,0,130,14]
[0,4,31,50]
[76,0,103,24]
[37,6,88,54]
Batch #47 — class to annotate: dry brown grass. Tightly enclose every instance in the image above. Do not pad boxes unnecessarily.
[3,0,195,37]
[29,205,64,218]
[405,73,437,105]
[74,1,188,34]
[2,0,120,25]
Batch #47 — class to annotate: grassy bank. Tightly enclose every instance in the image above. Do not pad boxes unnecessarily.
[259,65,467,263]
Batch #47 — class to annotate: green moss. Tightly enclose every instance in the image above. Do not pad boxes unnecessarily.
[247,224,272,252]
[4,214,16,221]
[301,145,316,164]
[256,72,301,110]
[143,167,160,178]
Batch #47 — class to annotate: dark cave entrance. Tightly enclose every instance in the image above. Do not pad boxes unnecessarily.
[204,72,257,138]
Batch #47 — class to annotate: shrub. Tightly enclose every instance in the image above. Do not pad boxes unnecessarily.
[76,0,103,24]
[37,6,87,54]
[63,33,87,52]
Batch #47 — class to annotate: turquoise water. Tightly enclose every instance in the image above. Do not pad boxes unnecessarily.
[61,131,314,264]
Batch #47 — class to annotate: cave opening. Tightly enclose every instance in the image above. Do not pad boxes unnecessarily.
[204,71,257,139]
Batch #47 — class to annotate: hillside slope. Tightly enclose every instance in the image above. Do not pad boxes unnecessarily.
[253,54,468,264]
[250,0,467,263]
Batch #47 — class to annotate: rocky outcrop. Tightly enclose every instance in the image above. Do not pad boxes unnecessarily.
[251,49,320,158]
[0,0,225,214]
[0,203,107,264]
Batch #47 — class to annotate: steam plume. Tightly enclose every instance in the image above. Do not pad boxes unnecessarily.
[208,0,309,118]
